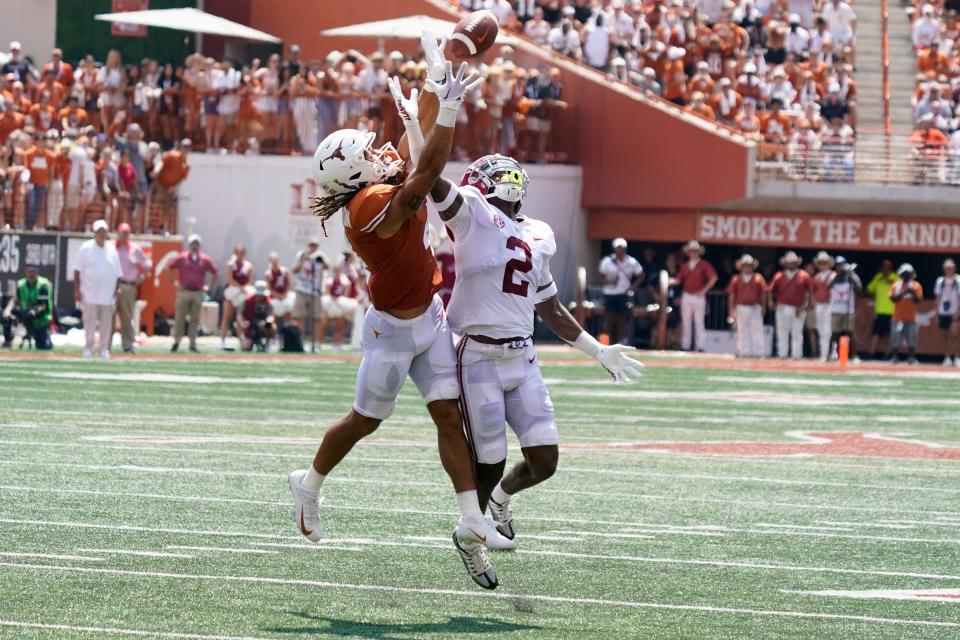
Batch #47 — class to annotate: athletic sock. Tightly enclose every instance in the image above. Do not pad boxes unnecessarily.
[456,490,484,520]
[490,482,512,506]
[301,466,326,493]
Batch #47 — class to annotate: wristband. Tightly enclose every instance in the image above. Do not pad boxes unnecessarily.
[571,330,602,358]
[436,102,460,128]
[428,182,459,209]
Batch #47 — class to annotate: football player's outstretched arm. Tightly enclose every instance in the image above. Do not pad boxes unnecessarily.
[377,62,481,239]
[396,30,444,162]
[536,295,645,384]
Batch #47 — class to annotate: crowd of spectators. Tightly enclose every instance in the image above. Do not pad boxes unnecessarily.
[463,0,858,173]
[591,238,960,365]
[0,38,568,232]
[909,2,960,183]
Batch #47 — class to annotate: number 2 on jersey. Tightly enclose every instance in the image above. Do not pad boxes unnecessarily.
[502,236,532,296]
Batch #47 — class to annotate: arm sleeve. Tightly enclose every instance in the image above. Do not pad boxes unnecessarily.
[345,183,400,234]
[432,184,480,237]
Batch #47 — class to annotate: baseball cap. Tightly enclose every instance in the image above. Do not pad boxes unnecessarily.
[9,41,21,51]
[290,44,301,53]
[612,237,628,249]
[254,280,269,296]
[117,222,132,233]
[92,219,108,232]
[187,233,202,245]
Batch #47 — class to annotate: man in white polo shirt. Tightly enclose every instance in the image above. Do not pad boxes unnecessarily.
[599,238,643,345]
[74,219,122,358]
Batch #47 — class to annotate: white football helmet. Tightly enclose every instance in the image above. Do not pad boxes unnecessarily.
[460,154,529,206]
[311,129,403,195]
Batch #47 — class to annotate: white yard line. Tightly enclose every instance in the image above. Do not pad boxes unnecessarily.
[77,548,195,559]
[3,484,960,528]
[4,515,960,582]
[754,523,856,532]
[166,546,280,555]
[815,520,920,530]
[0,552,103,562]
[0,620,275,640]
[0,562,956,629]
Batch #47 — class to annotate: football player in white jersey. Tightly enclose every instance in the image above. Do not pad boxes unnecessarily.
[424,154,644,540]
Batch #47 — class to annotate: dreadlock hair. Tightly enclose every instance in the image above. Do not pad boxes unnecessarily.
[310,163,409,236]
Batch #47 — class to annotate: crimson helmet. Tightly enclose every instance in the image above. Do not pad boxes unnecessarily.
[460,154,529,206]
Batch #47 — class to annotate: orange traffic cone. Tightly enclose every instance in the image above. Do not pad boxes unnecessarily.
[838,336,849,367]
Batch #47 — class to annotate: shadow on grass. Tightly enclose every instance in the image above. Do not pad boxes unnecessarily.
[264,610,545,639]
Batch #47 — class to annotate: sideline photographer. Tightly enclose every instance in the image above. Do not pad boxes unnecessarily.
[291,238,328,348]
[2,263,53,349]
[238,280,275,352]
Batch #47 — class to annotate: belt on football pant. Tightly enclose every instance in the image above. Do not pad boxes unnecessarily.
[468,334,532,350]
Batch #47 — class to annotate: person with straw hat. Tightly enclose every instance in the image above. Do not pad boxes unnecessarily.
[768,251,813,358]
[674,240,717,352]
[726,254,767,357]
[811,251,835,360]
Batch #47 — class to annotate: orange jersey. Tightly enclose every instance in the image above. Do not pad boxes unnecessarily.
[344,183,441,311]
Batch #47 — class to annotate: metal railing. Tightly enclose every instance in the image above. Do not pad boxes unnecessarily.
[755,135,960,186]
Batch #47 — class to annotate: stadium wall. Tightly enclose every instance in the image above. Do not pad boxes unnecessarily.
[0,0,56,64]
[178,156,591,300]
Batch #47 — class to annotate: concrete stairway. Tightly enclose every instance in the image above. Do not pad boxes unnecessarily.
[854,0,915,134]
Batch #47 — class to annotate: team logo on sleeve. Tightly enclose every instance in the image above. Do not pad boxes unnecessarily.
[492,214,506,229]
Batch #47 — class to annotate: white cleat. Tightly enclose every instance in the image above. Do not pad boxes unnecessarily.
[456,515,517,551]
[452,528,498,590]
[488,495,515,540]
[288,469,323,542]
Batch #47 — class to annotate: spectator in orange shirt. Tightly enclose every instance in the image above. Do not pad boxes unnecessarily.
[736,98,762,138]
[42,48,74,87]
[151,138,191,234]
[58,96,90,130]
[917,41,949,75]
[727,254,767,357]
[760,98,792,143]
[34,70,66,107]
[686,61,715,101]
[888,263,924,364]
[685,92,716,120]
[911,113,948,181]
[5,81,31,114]
[22,133,58,229]
[0,100,25,144]
[663,47,687,106]
[712,78,743,125]
[29,91,57,133]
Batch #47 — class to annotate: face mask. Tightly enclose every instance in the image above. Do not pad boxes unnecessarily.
[741,272,753,282]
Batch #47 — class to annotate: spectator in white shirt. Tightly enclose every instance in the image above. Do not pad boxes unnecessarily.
[582,13,613,69]
[609,1,636,42]
[523,8,552,45]
[484,0,514,24]
[785,14,810,55]
[935,259,960,365]
[599,237,644,345]
[547,20,583,59]
[822,0,857,48]
[913,4,942,49]
[74,219,122,359]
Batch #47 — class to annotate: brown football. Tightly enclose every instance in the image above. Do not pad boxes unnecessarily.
[449,10,499,59]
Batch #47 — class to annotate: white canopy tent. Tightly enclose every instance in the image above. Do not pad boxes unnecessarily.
[94,7,281,43]
[321,15,519,46]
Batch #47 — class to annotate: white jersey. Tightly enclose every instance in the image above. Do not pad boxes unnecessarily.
[442,185,558,339]
[935,275,960,316]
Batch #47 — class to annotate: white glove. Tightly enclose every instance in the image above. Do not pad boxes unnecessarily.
[426,61,484,127]
[573,331,645,383]
[387,76,418,125]
[387,76,424,166]
[421,29,448,88]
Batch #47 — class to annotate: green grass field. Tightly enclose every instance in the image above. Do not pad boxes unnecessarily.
[1,349,959,639]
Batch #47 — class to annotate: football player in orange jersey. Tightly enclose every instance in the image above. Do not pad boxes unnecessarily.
[288,32,515,591]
